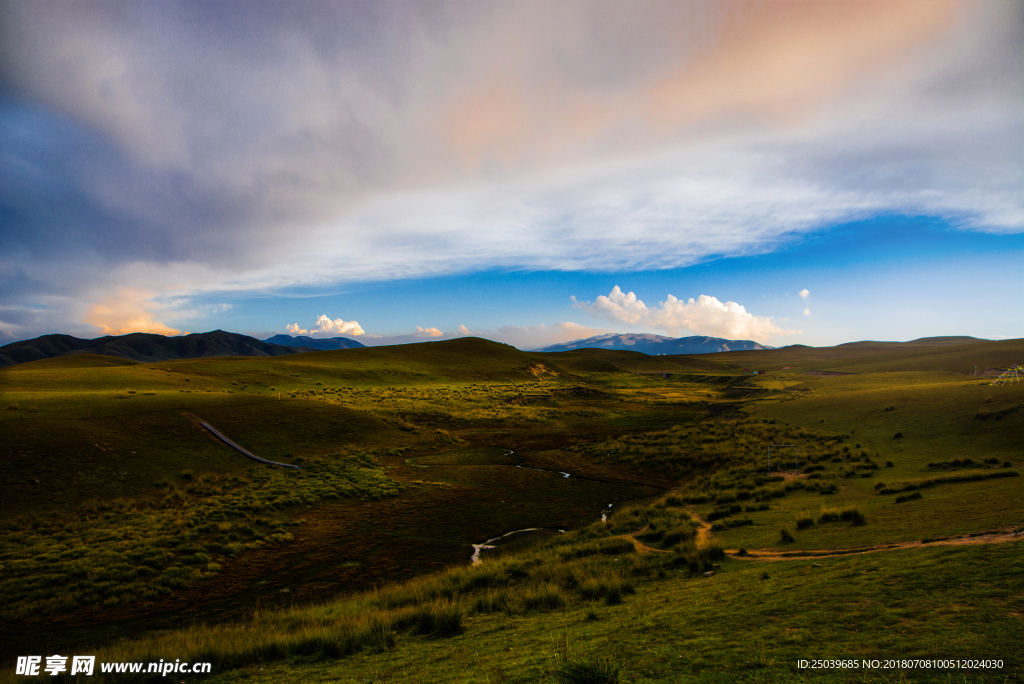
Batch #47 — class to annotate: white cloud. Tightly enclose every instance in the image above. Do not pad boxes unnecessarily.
[284,315,364,337]
[573,286,799,343]
[799,289,810,299]
[414,326,444,338]
[804,308,811,316]
[457,324,471,335]
[313,315,365,336]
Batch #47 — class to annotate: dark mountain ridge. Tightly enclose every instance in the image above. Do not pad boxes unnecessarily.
[0,330,305,367]
[263,334,365,350]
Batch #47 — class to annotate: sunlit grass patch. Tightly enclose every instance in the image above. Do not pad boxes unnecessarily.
[0,451,404,621]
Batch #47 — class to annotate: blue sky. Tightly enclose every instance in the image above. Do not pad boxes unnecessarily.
[1,1,1021,349]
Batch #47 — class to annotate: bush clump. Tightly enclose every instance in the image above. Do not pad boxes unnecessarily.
[779,526,795,543]
[818,507,866,526]
[552,657,621,684]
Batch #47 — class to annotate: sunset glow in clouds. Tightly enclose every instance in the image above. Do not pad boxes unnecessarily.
[1,1,1021,347]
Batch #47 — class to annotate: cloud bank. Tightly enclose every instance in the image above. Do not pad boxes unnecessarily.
[0,1,1020,339]
[573,286,799,342]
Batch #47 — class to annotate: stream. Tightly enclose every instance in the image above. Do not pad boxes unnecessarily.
[468,450,619,565]
[404,447,647,566]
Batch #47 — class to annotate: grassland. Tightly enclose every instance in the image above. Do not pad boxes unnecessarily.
[0,336,1021,682]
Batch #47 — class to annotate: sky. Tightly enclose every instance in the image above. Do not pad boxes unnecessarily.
[1,0,1021,350]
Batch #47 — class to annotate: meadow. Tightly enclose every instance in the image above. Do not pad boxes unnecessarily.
[0,336,1021,682]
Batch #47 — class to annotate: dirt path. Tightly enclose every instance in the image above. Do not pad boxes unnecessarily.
[728,527,1022,562]
[684,501,1021,562]
[685,508,715,545]
[623,526,670,554]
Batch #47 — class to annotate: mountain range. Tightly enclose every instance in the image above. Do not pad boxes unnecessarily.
[0,330,370,367]
[0,330,310,367]
[533,333,771,354]
[263,334,365,350]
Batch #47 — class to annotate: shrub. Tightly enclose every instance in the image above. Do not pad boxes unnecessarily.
[885,461,894,467]
[818,510,839,524]
[552,657,620,684]
[796,517,814,530]
[711,518,754,532]
[895,492,922,504]
[779,526,795,543]
[893,433,903,439]
[432,600,465,637]
[840,508,866,526]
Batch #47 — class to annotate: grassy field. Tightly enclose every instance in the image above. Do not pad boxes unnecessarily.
[1,336,1021,682]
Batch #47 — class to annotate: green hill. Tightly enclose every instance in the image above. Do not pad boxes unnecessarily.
[1,335,1021,682]
[5,353,142,370]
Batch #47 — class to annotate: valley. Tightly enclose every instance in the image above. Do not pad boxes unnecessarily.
[0,336,1021,682]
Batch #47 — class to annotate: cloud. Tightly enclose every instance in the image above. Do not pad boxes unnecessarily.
[414,326,444,338]
[457,324,471,335]
[804,308,811,316]
[283,315,364,336]
[799,289,810,299]
[573,286,799,342]
[83,288,185,336]
[1,1,1021,338]
[312,315,364,336]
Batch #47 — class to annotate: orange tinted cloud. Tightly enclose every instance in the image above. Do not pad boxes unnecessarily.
[442,0,956,167]
[84,288,185,336]
[644,0,955,128]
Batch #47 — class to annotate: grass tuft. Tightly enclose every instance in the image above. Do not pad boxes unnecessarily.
[552,656,620,684]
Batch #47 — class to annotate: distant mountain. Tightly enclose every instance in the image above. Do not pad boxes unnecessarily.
[263,334,365,350]
[0,330,307,367]
[534,333,771,355]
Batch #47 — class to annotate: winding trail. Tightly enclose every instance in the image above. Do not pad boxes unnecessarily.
[728,527,1022,562]
[643,508,1021,562]
[199,421,301,470]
